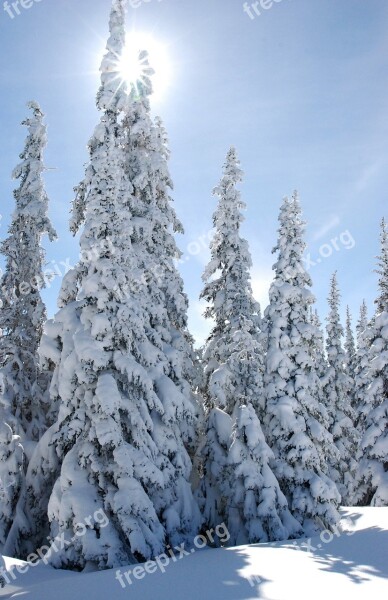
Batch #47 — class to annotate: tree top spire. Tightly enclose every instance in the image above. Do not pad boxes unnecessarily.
[375,217,388,313]
[97,0,128,112]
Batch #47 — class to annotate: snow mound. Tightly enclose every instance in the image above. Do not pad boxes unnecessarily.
[1,508,387,599]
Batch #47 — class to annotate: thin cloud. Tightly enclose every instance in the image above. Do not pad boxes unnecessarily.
[312,215,341,241]
[354,160,384,193]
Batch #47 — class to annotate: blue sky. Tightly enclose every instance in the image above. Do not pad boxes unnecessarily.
[0,0,387,345]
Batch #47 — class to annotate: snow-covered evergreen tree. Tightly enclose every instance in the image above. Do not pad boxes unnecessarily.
[353,300,372,430]
[224,323,301,544]
[323,273,359,505]
[345,306,357,380]
[21,0,200,568]
[0,101,57,442]
[309,308,328,403]
[353,306,375,506]
[200,147,261,408]
[198,406,232,536]
[0,102,56,553]
[0,421,24,548]
[198,149,299,543]
[357,300,368,341]
[122,78,200,456]
[263,193,340,533]
[309,309,326,372]
[198,148,259,527]
[376,219,388,313]
[344,305,358,418]
[358,219,388,506]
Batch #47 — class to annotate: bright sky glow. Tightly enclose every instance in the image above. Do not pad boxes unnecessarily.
[119,33,172,101]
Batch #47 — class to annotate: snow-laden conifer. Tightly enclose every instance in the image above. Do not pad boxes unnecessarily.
[224,322,302,544]
[198,149,299,543]
[345,306,357,380]
[122,77,201,457]
[22,0,200,568]
[357,300,369,340]
[358,219,388,506]
[0,102,56,553]
[0,421,24,548]
[0,102,57,442]
[263,193,340,533]
[200,148,261,405]
[353,300,372,433]
[323,273,359,504]
[309,309,326,374]
[309,308,328,413]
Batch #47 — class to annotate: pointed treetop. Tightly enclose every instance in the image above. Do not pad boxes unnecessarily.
[325,272,346,372]
[201,147,260,331]
[310,308,322,328]
[97,0,128,112]
[25,100,43,118]
[346,305,353,333]
[357,300,368,340]
[345,305,356,361]
[10,102,57,242]
[375,218,388,313]
[328,271,340,312]
[221,146,243,183]
[271,191,312,290]
[326,272,343,347]
[211,146,245,231]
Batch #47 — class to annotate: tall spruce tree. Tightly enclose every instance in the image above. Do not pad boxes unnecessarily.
[344,305,358,416]
[0,103,56,551]
[21,0,199,568]
[358,219,388,506]
[357,300,369,341]
[263,193,340,533]
[122,79,200,457]
[353,300,372,432]
[323,273,359,505]
[0,421,24,548]
[200,147,261,395]
[198,149,300,544]
[309,308,328,411]
[0,102,57,442]
[345,306,357,379]
[309,309,326,376]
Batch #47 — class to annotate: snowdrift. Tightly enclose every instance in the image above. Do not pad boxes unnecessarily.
[1,508,387,600]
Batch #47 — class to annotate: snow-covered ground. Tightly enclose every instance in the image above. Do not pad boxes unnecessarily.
[1,508,387,599]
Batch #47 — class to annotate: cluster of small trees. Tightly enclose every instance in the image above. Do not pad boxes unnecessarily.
[197,157,387,545]
[0,0,386,570]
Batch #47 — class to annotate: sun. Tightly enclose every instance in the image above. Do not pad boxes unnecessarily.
[119,33,172,101]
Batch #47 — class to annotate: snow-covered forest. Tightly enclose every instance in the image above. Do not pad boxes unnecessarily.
[0,0,387,597]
